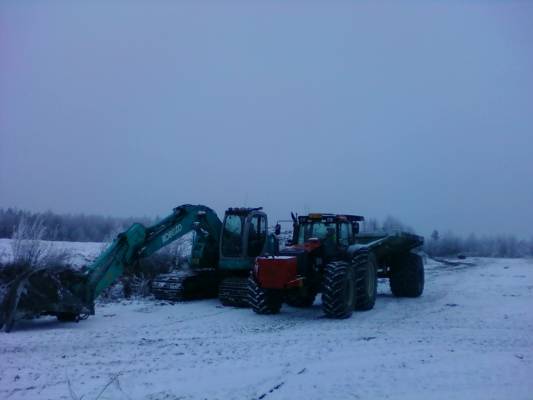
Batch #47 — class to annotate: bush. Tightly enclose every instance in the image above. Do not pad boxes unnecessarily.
[9,215,71,269]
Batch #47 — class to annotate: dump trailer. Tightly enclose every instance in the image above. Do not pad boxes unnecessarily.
[248,213,424,318]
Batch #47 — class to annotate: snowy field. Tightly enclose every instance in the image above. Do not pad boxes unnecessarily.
[0,241,532,400]
[0,238,103,269]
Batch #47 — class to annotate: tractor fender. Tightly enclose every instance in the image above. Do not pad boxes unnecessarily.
[346,244,369,259]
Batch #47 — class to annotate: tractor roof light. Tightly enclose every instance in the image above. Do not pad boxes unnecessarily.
[300,213,365,223]
[227,207,263,215]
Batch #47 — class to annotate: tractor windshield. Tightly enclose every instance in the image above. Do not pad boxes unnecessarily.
[221,214,243,257]
[297,222,333,243]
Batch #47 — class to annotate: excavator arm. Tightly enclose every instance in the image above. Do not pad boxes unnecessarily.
[85,204,221,300]
[0,204,222,332]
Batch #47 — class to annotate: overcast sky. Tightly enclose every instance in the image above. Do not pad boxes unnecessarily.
[1,1,532,238]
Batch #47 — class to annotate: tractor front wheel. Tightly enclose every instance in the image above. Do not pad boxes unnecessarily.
[248,276,282,315]
[353,251,377,311]
[322,261,355,319]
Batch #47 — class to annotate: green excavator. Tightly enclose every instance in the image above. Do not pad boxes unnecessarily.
[0,204,275,332]
[151,205,273,306]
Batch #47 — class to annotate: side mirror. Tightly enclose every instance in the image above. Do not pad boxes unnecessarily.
[353,222,360,234]
[274,223,281,235]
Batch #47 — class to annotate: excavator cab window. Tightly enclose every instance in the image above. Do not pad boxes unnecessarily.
[221,214,244,257]
[247,215,267,257]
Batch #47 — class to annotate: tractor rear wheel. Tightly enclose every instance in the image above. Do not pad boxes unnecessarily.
[389,252,424,297]
[353,251,377,311]
[248,276,282,314]
[322,261,355,319]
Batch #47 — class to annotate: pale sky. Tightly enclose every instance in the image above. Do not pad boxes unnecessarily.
[1,1,532,237]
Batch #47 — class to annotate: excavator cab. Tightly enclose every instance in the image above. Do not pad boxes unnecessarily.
[218,207,270,306]
[220,207,268,260]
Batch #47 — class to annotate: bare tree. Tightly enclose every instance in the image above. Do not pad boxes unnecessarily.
[361,218,380,233]
[11,215,48,266]
[10,215,69,268]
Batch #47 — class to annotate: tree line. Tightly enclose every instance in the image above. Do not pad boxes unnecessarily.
[424,230,533,258]
[1,208,532,257]
[364,216,533,258]
[0,208,154,243]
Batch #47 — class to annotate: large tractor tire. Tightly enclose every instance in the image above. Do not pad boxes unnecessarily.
[285,288,317,308]
[322,261,355,319]
[353,251,377,311]
[248,276,282,315]
[389,252,424,297]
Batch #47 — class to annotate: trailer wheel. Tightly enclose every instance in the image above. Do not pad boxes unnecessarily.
[322,261,355,319]
[389,252,424,297]
[248,276,282,314]
[286,288,317,308]
[353,251,377,311]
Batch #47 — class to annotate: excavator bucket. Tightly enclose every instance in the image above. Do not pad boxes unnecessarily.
[0,265,92,332]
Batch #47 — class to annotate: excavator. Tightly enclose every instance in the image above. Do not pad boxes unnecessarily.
[151,206,273,306]
[0,204,274,332]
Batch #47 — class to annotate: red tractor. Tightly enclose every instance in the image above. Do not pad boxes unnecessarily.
[248,213,424,318]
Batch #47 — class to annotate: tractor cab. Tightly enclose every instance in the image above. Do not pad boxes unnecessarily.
[219,207,269,270]
[290,213,364,257]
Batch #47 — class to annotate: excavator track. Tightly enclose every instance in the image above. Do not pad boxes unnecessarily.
[151,268,218,301]
[218,276,250,307]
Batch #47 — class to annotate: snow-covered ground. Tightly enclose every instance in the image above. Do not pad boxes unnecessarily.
[0,241,532,399]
